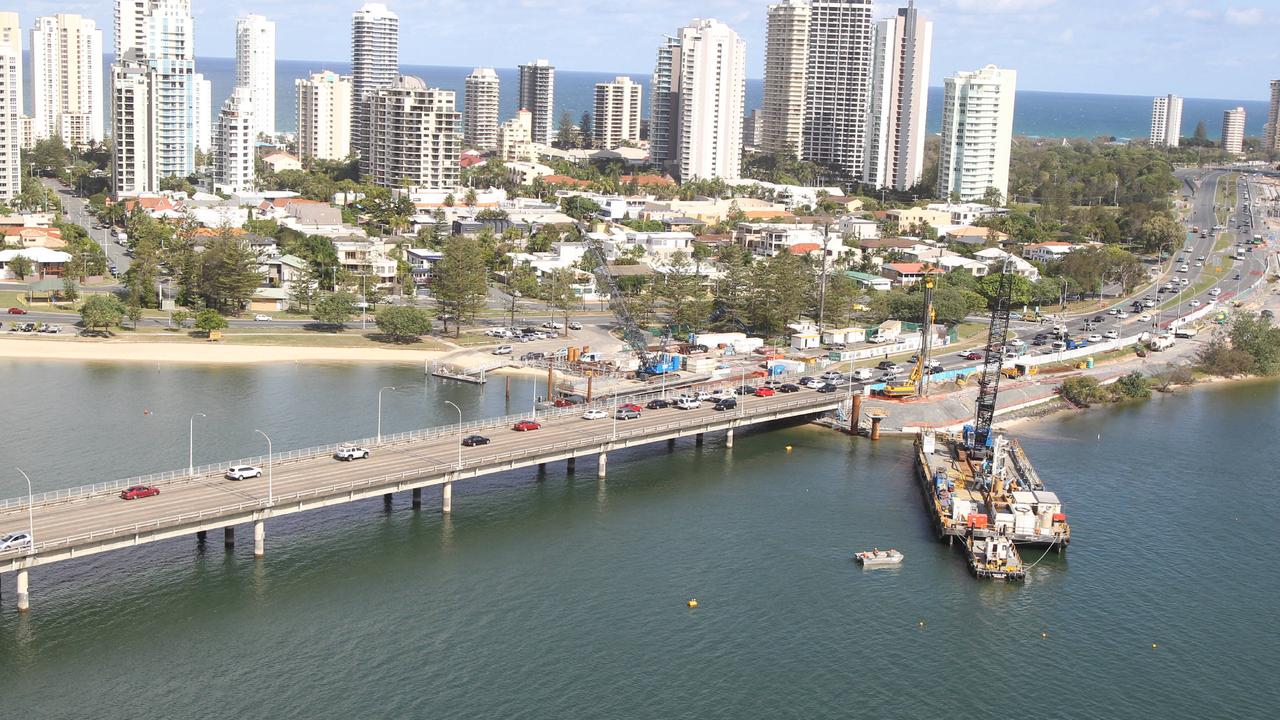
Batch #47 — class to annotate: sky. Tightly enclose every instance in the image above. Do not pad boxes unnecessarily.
[15,0,1279,99]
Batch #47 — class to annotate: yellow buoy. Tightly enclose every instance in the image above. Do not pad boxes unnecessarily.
[785,445,793,453]
[1152,643,1158,649]
[687,599,698,608]
[917,620,925,628]
[1041,632,1048,639]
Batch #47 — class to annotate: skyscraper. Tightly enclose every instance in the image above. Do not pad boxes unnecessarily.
[464,68,500,151]
[236,14,276,139]
[30,14,104,147]
[649,19,746,181]
[193,73,211,153]
[1222,107,1246,155]
[1263,81,1280,152]
[351,3,399,158]
[937,65,1017,203]
[0,34,19,203]
[802,0,875,180]
[593,76,642,150]
[297,70,353,162]
[1150,94,1183,148]
[110,51,156,196]
[214,86,255,193]
[518,60,555,145]
[0,12,20,120]
[363,76,460,190]
[761,0,809,157]
[863,2,932,191]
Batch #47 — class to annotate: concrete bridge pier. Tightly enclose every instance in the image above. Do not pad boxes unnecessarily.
[442,482,453,514]
[196,530,207,544]
[383,493,393,510]
[566,457,576,473]
[726,429,734,449]
[253,519,265,558]
[16,568,29,612]
[696,433,704,446]
[224,527,235,549]
[412,487,422,509]
[597,452,607,479]
[667,439,676,450]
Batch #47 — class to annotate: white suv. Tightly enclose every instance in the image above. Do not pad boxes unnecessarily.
[334,446,370,461]
[674,396,701,410]
[226,465,263,480]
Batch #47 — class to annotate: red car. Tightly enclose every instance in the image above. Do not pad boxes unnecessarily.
[552,398,578,408]
[963,351,984,360]
[120,484,160,500]
[619,403,643,413]
[512,419,541,432]
[754,387,776,397]
[7,307,27,315]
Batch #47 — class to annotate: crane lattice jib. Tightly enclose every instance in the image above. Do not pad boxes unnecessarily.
[584,236,654,369]
[973,258,1015,449]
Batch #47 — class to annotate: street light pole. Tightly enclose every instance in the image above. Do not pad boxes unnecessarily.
[254,429,273,505]
[188,412,206,476]
[445,401,463,471]
[15,468,34,555]
[377,386,397,443]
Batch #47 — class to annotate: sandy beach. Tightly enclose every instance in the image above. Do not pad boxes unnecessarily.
[0,336,446,366]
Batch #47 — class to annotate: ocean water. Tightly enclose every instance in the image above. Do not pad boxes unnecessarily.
[0,361,1278,718]
[34,54,1269,145]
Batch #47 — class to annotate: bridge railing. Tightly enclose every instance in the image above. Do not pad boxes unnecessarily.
[0,368,851,511]
[3,393,842,557]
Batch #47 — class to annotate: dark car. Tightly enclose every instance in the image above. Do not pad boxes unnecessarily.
[1032,338,1047,346]
[778,383,800,393]
[519,352,545,361]
[735,385,756,395]
[798,376,818,387]
[646,398,671,409]
[713,397,737,411]
[120,485,160,500]
[876,360,897,370]
[461,434,491,447]
[1092,315,1105,323]
[816,383,839,393]
[615,408,641,420]
[512,420,541,432]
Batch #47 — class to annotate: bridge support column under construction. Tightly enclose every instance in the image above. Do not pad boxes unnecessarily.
[224,527,235,548]
[726,429,734,449]
[412,488,422,509]
[196,530,207,543]
[696,433,704,446]
[567,457,576,473]
[16,568,29,612]
[442,482,453,514]
[253,519,265,558]
[598,452,607,479]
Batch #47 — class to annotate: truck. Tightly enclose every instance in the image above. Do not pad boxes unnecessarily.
[868,320,902,344]
[1148,334,1175,351]
[1174,324,1200,339]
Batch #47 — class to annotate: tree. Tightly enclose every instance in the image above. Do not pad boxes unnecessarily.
[311,292,357,329]
[80,294,125,333]
[434,236,488,336]
[126,303,143,330]
[1136,214,1183,253]
[197,233,263,313]
[578,111,593,148]
[556,110,577,148]
[560,196,602,221]
[7,254,33,279]
[1060,376,1108,407]
[464,188,478,207]
[171,310,191,328]
[61,276,79,302]
[194,308,228,335]
[1113,371,1151,400]
[375,305,432,342]
[1226,312,1280,375]
[1193,121,1207,142]
[543,267,578,331]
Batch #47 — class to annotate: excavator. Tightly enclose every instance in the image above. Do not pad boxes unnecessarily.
[880,275,936,399]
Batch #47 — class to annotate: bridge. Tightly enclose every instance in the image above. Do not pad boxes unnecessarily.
[0,380,845,610]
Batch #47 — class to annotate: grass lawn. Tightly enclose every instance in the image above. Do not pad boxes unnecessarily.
[98,327,451,350]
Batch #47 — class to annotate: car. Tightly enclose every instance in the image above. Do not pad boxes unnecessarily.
[1194,261,1203,268]
[512,420,541,432]
[492,345,513,355]
[253,313,272,322]
[226,464,264,480]
[0,531,32,552]
[519,352,545,361]
[646,398,671,410]
[1208,288,1222,296]
[1178,265,1189,273]
[615,408,641,420]
[963,351,984,361]
[1262,310,1275,319]
[713,397,737,411]
[1189,300,1202,308]
[461,434,491,447]
[582,409,608,420]
[1116,311,1130,319]
[692,390,713,402]
[567,321,583,330]
[1143,299,1156,308]
[1103,330,1119,339]
[850,368,874,381]
[754,387,776,397]
[674,396,701,410]
[816,383,839,393]
[709,389,735,401]
[1179,278,1190,286]
[6,307,27,315]
[821,370,846,381]
[1107,309,1119,316]
[541,321,564,330]
[120,485,160,500]
[778,383,800,393]
[1086,334,1103,343]
[1197,256,1206,262]
[334,446,370,461]
[763,379,784,389]
[552,398,578,408]
[735,385,756,395]
[1008,338,1026,348]
[619,402,643,413]
[1233,273,1242,280]
[798,376,819,387]
[1032,337,1047,346]
[1139,314,1152,322]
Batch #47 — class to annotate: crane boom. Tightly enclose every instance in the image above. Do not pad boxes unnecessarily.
[971,258,1014,456]
[583,235,656,372]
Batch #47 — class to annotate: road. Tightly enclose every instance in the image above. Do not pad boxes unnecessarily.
[41,177,132,275]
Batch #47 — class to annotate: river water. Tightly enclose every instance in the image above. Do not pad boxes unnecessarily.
[0,360,1277,718]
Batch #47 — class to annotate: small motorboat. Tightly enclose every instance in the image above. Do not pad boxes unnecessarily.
[854,548,904,568]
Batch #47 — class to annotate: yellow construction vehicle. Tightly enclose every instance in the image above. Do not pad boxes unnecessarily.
[881,277,935,399]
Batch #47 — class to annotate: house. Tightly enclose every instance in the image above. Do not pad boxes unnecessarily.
[334,238,399,286]
[250,254,309,311]
[406,248,444,286]
[945,226,1010,246]
[1023,241,1077,263]
[881,262,945,287]
[974,248,1040,281]
[261,151,302,173]
[506,161,554,186]
[836,216,880,240]
[2,226,64,249]
[729,179,844,210]
[736,222,849,259]
[0,247,72,279]
[843,270,892,292]
[281,203,349,236]
[886,206,953,230]
[924,202,1004,226]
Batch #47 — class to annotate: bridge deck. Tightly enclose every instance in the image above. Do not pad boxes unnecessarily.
[0,389,842,574]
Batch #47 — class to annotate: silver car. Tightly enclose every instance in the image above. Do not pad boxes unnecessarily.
[0,531,32,552]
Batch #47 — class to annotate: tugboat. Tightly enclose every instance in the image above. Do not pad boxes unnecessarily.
[854,548,904,568]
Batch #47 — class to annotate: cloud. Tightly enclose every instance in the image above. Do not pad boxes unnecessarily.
[1224,7,1265,26]
[945,0,1058,13]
